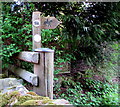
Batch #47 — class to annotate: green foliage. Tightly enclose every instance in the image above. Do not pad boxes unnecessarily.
[96,42,119,82]
[54,76,119,106]
[1,3,33,70]
[59,2,120,65]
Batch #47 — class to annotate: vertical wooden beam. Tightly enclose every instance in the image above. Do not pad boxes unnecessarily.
[33,52,46,95]
[33,48,54,99]
[32,11,41,50]
[45,51,54,99]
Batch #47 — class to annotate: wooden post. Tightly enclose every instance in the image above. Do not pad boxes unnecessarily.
[33,48,54,99]
[32,11,61,99]
[32,11,41,49]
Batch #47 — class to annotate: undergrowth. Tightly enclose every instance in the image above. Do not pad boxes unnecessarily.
[53,42,119,106]
[54,75,119,106]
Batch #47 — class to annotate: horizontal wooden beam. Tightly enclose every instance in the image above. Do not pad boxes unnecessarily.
[8,64,38,86]
[16,51,39,64]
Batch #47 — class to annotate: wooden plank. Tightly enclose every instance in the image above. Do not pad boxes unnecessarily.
[33,48,54,99]
[45,52,54,99]
[16,51,39,64]
[32,11,41,50]
[33,52,47,96]
[41,17,61,29]
[8,64,38,86]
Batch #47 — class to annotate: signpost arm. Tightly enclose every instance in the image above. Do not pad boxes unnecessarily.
[32,11,41,50]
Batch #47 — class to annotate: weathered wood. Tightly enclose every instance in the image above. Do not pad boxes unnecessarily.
[16,51,39,64]
[41,17,61,29]
[45,52,54,99]
[33,48,54,99]
[33,48,54,53]
[8,64,38,86]
[32,11,41,50]
[33,52,46,96]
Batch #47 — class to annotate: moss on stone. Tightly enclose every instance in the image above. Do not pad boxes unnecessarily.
[26,91,39,96]
[20,99,55,105]
[13,95,33,105]
[9,91,21,98]
[41,99,53,104]
[13,92,50,105]
[0,91,20,107]
[0,91,70,106]
[20,100,41,105]
[0,93,9,107]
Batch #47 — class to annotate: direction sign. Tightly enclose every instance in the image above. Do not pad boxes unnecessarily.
[41,17,61,29]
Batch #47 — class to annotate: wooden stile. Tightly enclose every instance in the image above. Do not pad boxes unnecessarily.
[7,11,60,99]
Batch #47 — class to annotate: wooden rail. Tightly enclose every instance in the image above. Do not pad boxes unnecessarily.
[8,64,38,86]
[16,51,39,64]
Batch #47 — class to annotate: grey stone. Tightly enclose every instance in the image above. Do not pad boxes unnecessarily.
[0,78,28,95]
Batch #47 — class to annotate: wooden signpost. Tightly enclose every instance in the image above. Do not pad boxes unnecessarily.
[32,11,41,49]
[32,11,61,49]
[32,11,61,99]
